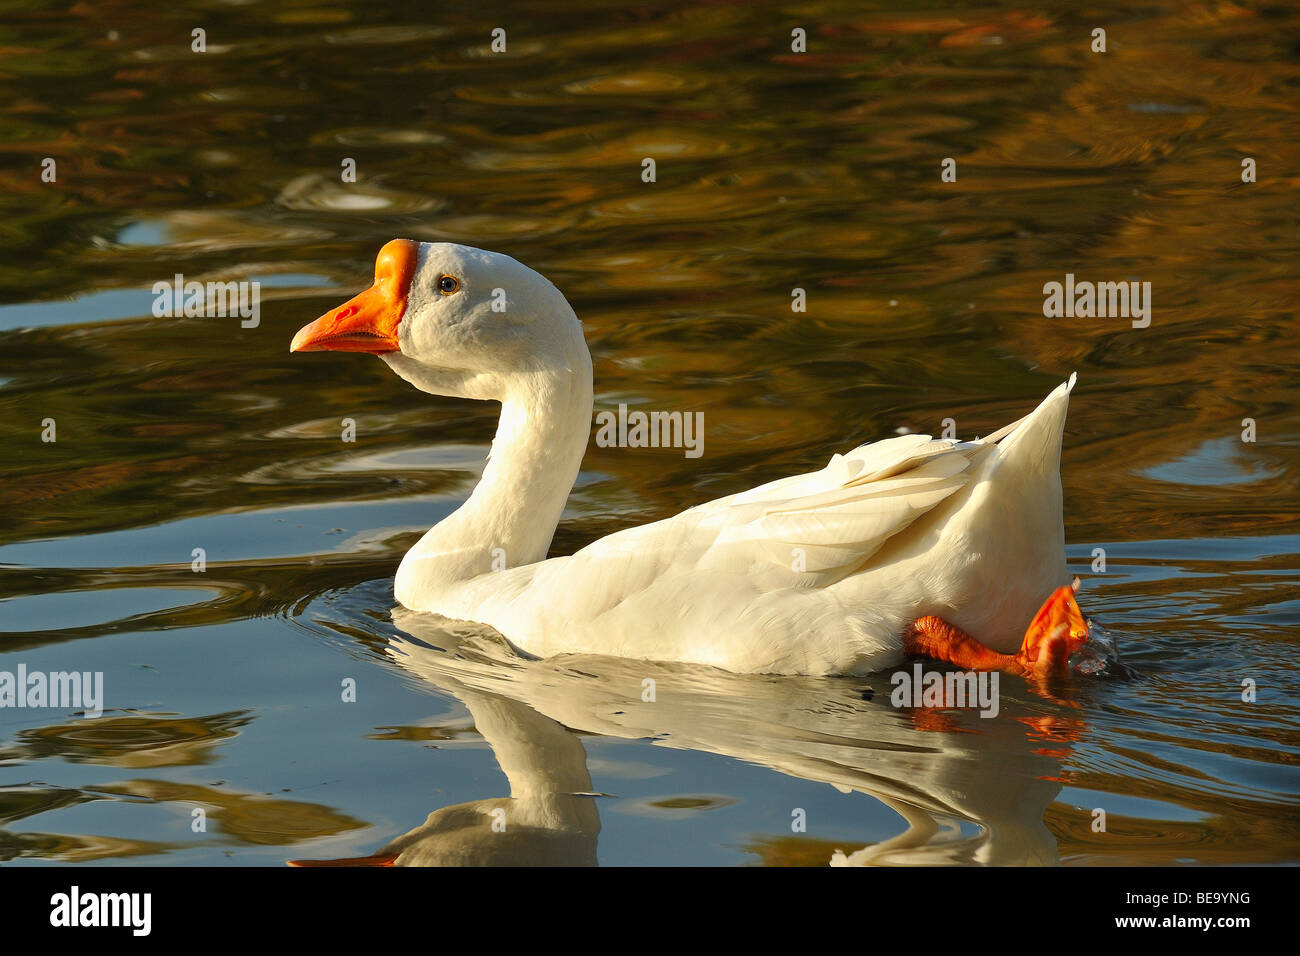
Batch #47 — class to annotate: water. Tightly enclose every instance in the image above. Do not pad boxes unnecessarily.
[1,0,1297,865]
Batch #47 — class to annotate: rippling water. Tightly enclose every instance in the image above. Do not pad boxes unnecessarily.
[1,0,1297,865]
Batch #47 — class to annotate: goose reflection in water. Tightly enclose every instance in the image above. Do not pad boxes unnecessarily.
[292,608,1094,867]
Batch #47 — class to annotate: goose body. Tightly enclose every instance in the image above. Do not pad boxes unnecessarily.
[293,240,1076,676]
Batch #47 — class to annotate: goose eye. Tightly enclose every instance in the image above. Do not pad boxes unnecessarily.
[438,275,460,295]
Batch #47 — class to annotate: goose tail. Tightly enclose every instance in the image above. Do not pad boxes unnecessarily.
[948,374,1077,649]
[980,372,1076,453]
[978,373,1075,519]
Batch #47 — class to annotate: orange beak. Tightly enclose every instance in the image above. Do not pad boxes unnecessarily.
[290,239,419,355]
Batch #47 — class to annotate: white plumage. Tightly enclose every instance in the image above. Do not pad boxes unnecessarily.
[294,241,1076,675]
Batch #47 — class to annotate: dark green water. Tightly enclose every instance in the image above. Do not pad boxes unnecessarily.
[0,0,1297,865]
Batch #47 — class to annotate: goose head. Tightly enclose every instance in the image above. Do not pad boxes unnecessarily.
[290,239,589,401]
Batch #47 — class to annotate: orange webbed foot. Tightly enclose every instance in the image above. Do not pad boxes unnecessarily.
[1015,579,1089,678]
[902,579,1090,682]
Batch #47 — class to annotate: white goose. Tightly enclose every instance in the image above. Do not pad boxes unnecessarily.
[292,240,1088,677]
